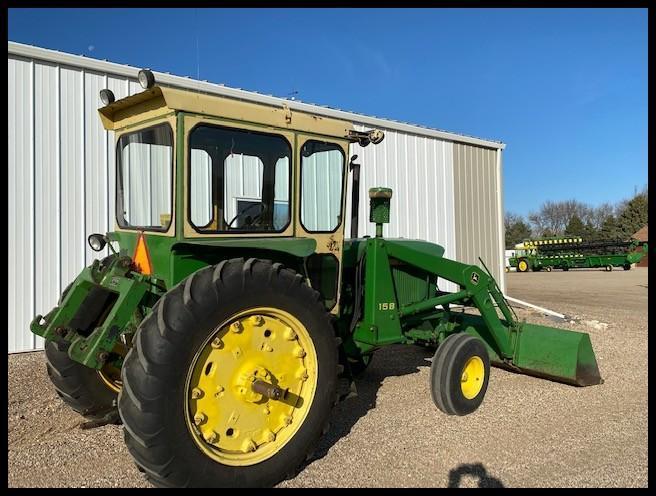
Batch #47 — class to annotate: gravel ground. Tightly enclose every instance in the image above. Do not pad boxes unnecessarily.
[8,267,647,487]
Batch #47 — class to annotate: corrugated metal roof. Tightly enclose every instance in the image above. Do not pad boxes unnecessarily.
[8,41,505,150]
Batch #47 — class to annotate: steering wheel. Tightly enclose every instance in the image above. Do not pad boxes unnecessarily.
[227,203,265,229]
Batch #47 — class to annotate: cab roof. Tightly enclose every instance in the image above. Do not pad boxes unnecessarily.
[98,85,355,140]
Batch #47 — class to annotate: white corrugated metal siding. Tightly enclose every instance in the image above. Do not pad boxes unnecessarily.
[8,55,144,352]
[8,42,503,353]
[453,144,505,286]
[346,125,457,292]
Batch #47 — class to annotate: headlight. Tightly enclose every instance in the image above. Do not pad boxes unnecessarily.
[99,89,115,106]
[138,69,156,89]
[88,234,107,252]
[369,129,385,145]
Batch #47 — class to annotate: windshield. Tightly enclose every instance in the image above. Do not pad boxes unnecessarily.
[117,124,173,231]
[188,124,291,233]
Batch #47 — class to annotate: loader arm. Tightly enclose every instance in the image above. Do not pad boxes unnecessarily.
[351,237,602,387]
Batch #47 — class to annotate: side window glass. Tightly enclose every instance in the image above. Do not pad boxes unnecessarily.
[274,157,290,230]
[224,154,264,229]
[190,149,212,227]
[300,141,344,232]
[117,124,173,231]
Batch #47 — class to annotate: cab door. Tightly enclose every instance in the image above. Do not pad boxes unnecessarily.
[295,134,350,314]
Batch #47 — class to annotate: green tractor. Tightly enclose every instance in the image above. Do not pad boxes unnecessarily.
[31,70,602,488]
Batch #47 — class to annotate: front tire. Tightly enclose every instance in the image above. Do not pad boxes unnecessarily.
[118,258,339,487]
[430,333,490,416]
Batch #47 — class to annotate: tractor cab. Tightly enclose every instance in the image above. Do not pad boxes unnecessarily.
[94,73,386,314]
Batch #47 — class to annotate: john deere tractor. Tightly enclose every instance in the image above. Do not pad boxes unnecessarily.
[31,70,602,488]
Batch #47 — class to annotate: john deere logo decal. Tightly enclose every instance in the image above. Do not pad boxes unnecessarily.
[470,272,479,285]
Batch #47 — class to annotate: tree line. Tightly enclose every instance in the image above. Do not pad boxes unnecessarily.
[505,185,648,249]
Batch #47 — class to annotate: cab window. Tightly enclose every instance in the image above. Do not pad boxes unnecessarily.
[117,123,173,231]
[300,140,345,232]
[189,125,291,233]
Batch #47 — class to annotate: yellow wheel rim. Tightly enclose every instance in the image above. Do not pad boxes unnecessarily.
[460,356,485,400]
[518,260,528,272]
[97,365,122,394]
[185,307,318,466]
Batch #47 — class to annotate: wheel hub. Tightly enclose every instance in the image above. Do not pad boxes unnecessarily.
[460,356,485,400]
[185,307,317,466]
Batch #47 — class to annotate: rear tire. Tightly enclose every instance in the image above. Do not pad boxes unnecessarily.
[430,334,490,416]
[623,264,631,271]
[44,281,120,422]
[118,258,339,487]
[45,340,119,422]
[517,259,529,273]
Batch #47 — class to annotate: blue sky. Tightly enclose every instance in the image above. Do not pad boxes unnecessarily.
[9,8,647,217]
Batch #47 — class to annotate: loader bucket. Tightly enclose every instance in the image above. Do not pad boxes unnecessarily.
[460,314,602,387]
[498,323,603,387]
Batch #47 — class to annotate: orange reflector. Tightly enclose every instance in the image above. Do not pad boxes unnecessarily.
[132,232,153,275]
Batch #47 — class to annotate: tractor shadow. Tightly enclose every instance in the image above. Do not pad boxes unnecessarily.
[295,343,435,472]
[447,463,505,488]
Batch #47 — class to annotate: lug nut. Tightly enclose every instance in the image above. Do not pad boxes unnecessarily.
[283,327,297,341]
[261,343,273,352]
[242,438,257,452]
[231,321,243,333]
[211,337,223,349]
[283,415,292,426]
[97,351,110,363]
[193,413,206,425]
[262,406,270,415]
[263,429,276,443]
[297,369,309,381]
[293,346,306,358]
[191,388,203,399]
[253,315,264,326]
[204,431,218,443]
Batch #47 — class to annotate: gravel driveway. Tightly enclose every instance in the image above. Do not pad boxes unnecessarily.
[8,268,648,487]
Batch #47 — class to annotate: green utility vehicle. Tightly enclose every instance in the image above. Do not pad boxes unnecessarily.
[31,71,602,488]
[509,237,647,272]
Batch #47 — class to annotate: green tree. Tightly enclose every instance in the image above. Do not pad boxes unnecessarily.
[616,193,648,239]
[599,215,622,240]
[564,214,586,237]
[582,221,597,240]
[504,213,532,248]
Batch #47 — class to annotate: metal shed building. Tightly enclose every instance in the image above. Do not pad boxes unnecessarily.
[8,41,506,353]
